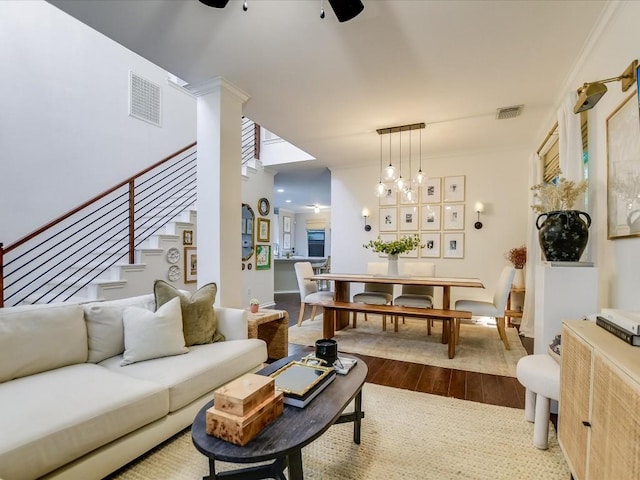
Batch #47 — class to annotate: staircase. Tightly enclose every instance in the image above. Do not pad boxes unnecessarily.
[1,118,260,307]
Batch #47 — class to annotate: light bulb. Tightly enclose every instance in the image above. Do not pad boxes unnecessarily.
[375,181,387,197]
[415,170,424,185]
[396,176,405,191]
[384,164,397,182]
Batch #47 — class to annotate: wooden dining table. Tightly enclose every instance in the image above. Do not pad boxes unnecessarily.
[306,273,485,331]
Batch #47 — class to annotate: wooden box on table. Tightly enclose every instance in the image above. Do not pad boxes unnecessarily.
[206,373,283,446]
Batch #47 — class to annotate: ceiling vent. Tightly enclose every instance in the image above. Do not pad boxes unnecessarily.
[496,104,524,120]
[129,72,162,127]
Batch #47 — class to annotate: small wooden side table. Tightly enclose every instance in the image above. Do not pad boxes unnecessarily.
[247,309,289,360]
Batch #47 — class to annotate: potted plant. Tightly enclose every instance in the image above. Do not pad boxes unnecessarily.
[505,245,527,288]
[249,298,260,314]
[531,176,590,262]
[363,235,423,276]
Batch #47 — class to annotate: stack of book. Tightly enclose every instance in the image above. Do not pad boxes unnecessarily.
[270,361,336,408]
[596,309,640,346]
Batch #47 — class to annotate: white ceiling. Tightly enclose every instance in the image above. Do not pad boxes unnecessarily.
[50,0,608,212]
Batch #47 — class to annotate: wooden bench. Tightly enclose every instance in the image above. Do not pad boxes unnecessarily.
[309,300,472,359]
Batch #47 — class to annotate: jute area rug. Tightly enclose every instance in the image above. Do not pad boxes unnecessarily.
[288,315,527,377]
[108,383,569,480]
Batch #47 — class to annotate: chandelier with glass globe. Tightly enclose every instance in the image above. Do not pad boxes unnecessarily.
[374,122,426,203]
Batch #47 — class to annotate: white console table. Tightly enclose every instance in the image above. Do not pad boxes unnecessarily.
[533,264,598,355]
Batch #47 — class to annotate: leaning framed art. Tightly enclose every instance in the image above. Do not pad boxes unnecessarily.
[184,247,197,283]
[607,91,640,239]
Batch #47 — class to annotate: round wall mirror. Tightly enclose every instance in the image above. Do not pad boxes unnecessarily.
[242,203,255,261]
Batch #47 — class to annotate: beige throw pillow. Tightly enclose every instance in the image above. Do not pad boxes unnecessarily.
[153,280,224,346]
[121,297,188,366]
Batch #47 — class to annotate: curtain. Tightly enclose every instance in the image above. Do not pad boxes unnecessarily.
[558,92,584,185]
[519,152,543,338]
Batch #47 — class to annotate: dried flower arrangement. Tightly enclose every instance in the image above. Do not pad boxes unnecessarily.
[363,235,423,255]
[530,177,588,214]
[505,245,527,269]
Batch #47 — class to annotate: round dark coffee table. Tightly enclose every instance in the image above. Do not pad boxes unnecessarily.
[191,353,367,480]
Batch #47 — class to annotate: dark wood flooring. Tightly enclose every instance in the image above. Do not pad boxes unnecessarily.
[274,292,531,410]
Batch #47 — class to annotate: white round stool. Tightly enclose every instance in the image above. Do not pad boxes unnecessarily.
[516,354,560,450]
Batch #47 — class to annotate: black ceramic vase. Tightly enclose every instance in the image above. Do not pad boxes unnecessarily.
[536,210,591,262]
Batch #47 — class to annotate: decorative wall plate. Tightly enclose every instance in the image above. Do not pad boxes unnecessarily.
[166,247,180,264]
[167,265,181,282]
[258,197,270,216]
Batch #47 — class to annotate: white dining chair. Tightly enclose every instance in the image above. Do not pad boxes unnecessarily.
[454,266,516,349]
[394,262,436,332]
[352,262,394,329]
[294,262,334,327]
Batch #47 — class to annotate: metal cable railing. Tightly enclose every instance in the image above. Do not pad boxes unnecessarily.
[1,118,261,307]
[0,143,197,307]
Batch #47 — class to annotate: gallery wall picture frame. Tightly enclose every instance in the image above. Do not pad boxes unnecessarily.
[443,232,465,259]
[443,175,466,203]
[283,216,291,233]
[420,205,441,231]
[184,247,197,283]
[183,229,193,245]
[379,207,398,232]
[379,184,398,206]
[420,177,442,204]
[420,233,441,258]
[399,206,419,231]
[443,204,465,230]
[257,197,270,216]
[283,232,291,250]
[257,218,271,242]
[376,233,397,258]
[606,91,640,239]
[256,245,271,270]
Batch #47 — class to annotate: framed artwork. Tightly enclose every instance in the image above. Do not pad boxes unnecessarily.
[420,233,441,258]
[379,207,398,232]
[182,229,193,245]
[443,175,465,202]
[283,233,291,250]
[257,218,270,242]
[443,233,464,259]
[420,177,441,204]
[184,247,197,283]
[399,206,419,231]
[443,204,465,230]
[420,205,441,231]
[377,233,397,258]
[256,245,271,270]
[283,216,291,233]
[379,184,397,206]
[606,91,640,239]
[257,197,270,216]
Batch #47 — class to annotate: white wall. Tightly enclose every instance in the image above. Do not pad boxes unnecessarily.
[331,148,530,305]
[563,1,640,309]
[241,165,276,307]
[0,1,196,245]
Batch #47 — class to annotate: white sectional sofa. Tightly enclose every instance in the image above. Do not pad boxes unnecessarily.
[0,293,268,480]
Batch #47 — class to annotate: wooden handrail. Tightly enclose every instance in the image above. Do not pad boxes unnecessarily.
[2,142,196,256]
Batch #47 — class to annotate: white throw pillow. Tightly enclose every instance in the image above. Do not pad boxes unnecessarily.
[121,297,188,366]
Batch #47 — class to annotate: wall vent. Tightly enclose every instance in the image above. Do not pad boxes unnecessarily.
[496,104,524,120]
[129,72,162,127]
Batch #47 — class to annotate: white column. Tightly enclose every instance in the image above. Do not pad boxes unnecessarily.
[191,77,249,308]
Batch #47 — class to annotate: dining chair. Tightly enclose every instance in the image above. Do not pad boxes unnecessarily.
[294,262,334,327]
[352,262,394,329]
[454,266,516,349]
[394,262,436,332]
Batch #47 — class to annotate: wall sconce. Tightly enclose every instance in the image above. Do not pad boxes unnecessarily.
[573,59,637,113]
[474,202,484,230]
[362,208,371,231]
